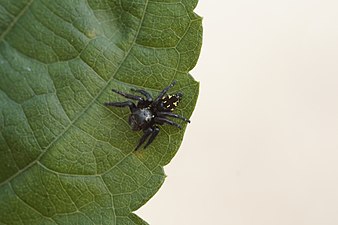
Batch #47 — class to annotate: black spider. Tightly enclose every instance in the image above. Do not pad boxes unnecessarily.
[104,81,190,150]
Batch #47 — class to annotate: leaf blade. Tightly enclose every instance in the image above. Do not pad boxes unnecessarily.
[0,0,202,224]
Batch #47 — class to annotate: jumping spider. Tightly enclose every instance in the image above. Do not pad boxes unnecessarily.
[104,81,190,150]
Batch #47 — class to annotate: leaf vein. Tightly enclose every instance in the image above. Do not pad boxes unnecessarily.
[0,0,151,189]
[0,0,34,43]
[8,182,53,221]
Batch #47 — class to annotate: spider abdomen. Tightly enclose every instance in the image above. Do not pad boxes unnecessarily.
[161,93,182,111]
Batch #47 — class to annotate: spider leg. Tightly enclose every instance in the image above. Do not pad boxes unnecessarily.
[111,89,144,101]
[143,126,160,149]
[152,80,177,106]
[157,112,191,123]
[154,117,182,129]
[104,101,136,111]
[135,127,153,150]
[130,88,153,102]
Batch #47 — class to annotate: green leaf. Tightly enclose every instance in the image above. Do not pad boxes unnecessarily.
[0,0,202,224]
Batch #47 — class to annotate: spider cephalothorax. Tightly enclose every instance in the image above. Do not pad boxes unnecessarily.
[104,81,190,150]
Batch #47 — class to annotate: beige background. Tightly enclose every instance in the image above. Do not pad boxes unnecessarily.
[137,0,338,224]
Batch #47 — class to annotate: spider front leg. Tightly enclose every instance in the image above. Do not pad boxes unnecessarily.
[135,128,152,150]
[144,126,160,149]
[135,126,159,150]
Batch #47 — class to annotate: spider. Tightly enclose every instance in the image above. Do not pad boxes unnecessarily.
[104,81,190,150]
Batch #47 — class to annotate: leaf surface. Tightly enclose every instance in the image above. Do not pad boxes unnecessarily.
[0,0,202,224]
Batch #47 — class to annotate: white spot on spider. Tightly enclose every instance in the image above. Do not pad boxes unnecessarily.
[140,109,153,122]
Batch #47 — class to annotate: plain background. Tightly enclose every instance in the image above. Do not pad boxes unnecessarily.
[137,0,338,224]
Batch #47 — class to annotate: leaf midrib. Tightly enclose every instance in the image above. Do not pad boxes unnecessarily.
[0,0,150,188]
